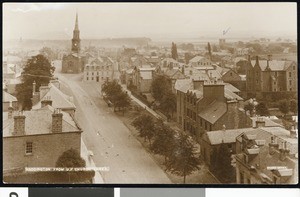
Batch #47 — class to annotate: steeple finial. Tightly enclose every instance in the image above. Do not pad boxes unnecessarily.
[75,11,79,31]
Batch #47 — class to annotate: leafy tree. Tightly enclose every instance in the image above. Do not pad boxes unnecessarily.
[290,99,298,114]
[215,144,235,183]
[131,114,156,144]
[184,53,194,64]
[279,99,290,116]
[256,102,269,116]
[244,103,254,116]
[212,45,218,52]
[150,120,176,162]
[165,133,200,183]
[16,54,55,110]
[171,42,178,60]
[151,75,171,102]
[56,148,95,183]
[101,80,130,112]
[114,91,131,114]
[39,47,56,61]
[160,91,176,119]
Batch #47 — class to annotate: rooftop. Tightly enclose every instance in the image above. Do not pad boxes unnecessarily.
[3,105,80,138]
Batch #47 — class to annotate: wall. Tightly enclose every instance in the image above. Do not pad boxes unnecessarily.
[3,132,81,171]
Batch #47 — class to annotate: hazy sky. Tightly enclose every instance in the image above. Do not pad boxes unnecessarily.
[3,3,297,40]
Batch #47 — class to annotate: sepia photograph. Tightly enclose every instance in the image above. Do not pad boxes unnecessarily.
[2,2,298,185]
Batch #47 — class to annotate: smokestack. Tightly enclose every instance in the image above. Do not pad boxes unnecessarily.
[52,108,63,133]
[13,111,26,136]
[267,54,272,61]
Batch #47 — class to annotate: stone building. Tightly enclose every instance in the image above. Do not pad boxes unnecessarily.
[83,57,115,83]
[235,127,298,184]
[3,105,82,174]
[3,91,18,112]
[31,80,76,116]
[246,55,297,97]
[175,79,251,142]
[222,69,246,93]
[62,13,85,74]
[132,65,155,93]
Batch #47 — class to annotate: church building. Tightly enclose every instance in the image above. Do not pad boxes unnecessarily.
[62,13,85,73]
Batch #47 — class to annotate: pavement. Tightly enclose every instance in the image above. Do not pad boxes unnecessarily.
[53,60,171,184]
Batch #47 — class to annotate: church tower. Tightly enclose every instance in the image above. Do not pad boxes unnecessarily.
[71,12,80,53]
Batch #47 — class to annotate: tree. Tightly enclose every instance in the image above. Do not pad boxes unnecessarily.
[290,99,298,114]
[214,144,235,183]
[279,99,290,116]
[256,102,269,116]
[39,47,56,61]
[16,54,55,110]
[207,42,212,61]
[114,91,131,114]
[101,80,130,112]
[131,114,156,144]
[150,120,176,162]
[165,133,200,183]
[151,75,171,102]
[160,91,176,120]
[171,42,178,60]
[244,103,254,116]
[56,148,95,183]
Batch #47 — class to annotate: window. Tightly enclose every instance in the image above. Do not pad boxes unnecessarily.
[293,66,296,70]
[230,72,233,76]
[274,81,276,85]
[25,142,33,155]
[209,124,212,131]
[87,77,89,80]
[289,80,292,86]
[92,72,94,75]
[274,72,277,77]
[289,72,292,78]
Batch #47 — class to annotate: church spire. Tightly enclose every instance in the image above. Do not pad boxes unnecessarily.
[75,12,79,31]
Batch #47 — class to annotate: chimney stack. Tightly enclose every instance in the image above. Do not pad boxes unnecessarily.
[255,117,266,128]
[279,141,290,161]
[192,79,204,90]
[52,108,63,133]
[8,106,14,119]
[267,54,272,61]
[255,56,259,65]
[290,126,297,138]
[13,111,26,136]
[32,81,36,95]
[41,97,53,107]
[268,136,279,155]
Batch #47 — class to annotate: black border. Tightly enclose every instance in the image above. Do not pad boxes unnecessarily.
[1,0,299,189]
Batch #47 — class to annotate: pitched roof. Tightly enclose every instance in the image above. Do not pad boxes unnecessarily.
[251,116,283,128]
[3,91,17,102]
[224,83,240,93]
[3,105,80,137]
[189,56,207,63]
[251,60,294,71]
[174,79,194,93]
[198,100,227,124]
[205,128,254,145]
[32,83,76,110]
[224,88,243,101]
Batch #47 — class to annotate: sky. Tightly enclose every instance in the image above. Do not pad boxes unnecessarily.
[3,3,297,41]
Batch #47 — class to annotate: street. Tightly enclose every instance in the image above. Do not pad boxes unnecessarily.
[53,61,171,184]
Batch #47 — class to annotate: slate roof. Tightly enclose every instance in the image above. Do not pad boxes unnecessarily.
[32,83,76,110]
[174,79,194,93]
[189,56,207,63]
[251,116,283,128]
[3,91,17,102]
[235,128,297,183]
[198,100,227,124]
[251,60,294,71]
[3,105,80,137]
[205,128,254,145]
[224,83,240,93]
